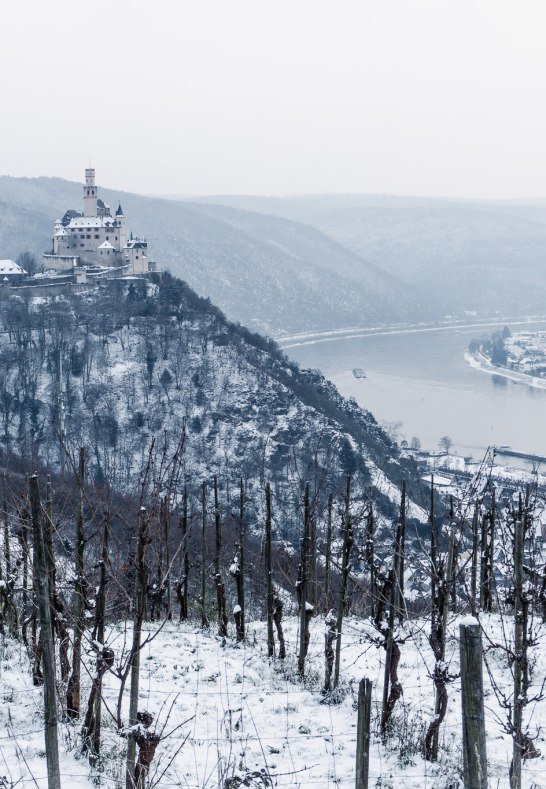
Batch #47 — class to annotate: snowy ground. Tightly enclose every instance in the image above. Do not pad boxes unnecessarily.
[1,613,545,788]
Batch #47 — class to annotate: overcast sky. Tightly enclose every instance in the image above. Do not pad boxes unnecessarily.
[2,0,546,198]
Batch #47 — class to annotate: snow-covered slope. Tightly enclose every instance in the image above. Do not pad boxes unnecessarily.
[199,193,546,320]
[2,613,544,787]
[0,274,409,530]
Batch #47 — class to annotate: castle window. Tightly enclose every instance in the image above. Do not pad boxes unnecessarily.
[95,234,99,239]
[86,235,91,239]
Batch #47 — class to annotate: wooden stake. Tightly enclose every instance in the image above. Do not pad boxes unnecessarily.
[460,620,488,788]
[355,678,372,789]
[265,482,275,657]
[334,476,353,688]
[29,475,61,789]
[126,507,149,789]
[324,493,333,614]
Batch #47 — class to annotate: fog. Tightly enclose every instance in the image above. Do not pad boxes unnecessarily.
[2,0,546,198]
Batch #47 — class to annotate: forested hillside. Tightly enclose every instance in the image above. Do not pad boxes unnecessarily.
[0,272,418,535]
[0,277,545,789]
[198,193,546,319]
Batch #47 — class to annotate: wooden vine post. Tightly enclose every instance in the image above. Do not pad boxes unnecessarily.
[334,475,353,689]
[265,481,275,657]
[30,475,61,789]
[460,618,488,789]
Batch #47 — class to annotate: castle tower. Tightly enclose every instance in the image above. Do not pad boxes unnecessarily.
[116,202,126,251]
[83,168,97,217]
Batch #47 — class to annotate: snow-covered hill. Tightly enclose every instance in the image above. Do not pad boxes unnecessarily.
[0,274,414,532]
[199,193,546,320]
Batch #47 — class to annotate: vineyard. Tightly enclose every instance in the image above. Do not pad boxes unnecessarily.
[0,439,544,788]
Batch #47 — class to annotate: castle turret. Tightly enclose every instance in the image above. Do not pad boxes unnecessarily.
[83,168,97,217]
[116,202,126,251]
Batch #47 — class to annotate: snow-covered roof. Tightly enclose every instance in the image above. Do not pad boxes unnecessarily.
[61,209,83,226]
[98,241,115,249]
[0,260,25,275]
[124,239,147,249]
[68,217,119,228]
[54,228,68,237]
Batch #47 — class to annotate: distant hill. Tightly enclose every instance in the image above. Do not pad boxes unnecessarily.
[0,177,418,334]
[193,193,546,319]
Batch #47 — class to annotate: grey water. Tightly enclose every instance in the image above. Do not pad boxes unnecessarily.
[284,320,546,463]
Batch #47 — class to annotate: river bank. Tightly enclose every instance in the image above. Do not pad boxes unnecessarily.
[286,320,546,462]
[465,350,546,390]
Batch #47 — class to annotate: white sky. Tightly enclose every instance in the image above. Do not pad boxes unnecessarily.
[2,0,546,198]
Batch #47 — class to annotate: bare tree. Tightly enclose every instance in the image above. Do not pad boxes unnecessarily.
[438,435,453,454]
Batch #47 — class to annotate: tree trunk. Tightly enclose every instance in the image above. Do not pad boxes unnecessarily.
[234,478,245,641]
[126,507,149,789]
[29,475,61,789]
[161,497,172,621]
[470,502,479,617]
[397,481,406,622]
[429,476,436,611]
[265,482,275,657]
[323,608,337,693]
[309,508,317,610]
[129,711,160,789]
[178,483,189,621]
[334,476,353,689]
[83,510,111,761]
[380,560,400,734]
[297,482,312,677]
[425,482,454,761]
[365,504,375,619]
[20,505,29,647]
[67,447,86,719]
[511,499,524,789]
[324,493,333,614]
[480,513,489,611]
[272,590,286,660]
[213,476,228,637]
[3,474,17,637]
[200,482,209,628]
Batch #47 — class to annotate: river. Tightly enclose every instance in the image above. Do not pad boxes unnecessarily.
[281,320,546,462]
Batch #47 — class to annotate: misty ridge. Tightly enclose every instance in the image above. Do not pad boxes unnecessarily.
[3,175,546,335]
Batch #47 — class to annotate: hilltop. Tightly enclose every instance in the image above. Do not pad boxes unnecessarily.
[0,176,418,334]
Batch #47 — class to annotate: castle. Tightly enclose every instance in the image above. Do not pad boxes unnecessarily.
[43,168,153,275]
